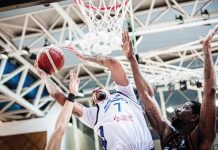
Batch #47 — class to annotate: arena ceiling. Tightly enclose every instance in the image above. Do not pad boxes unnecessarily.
[0,0,218,137]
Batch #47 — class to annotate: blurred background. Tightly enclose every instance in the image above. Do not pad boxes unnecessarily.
[0,0,218,149]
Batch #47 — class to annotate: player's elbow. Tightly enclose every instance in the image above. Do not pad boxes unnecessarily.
[106,57,121,67]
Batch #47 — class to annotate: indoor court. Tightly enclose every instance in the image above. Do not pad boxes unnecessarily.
[0,0,218,150]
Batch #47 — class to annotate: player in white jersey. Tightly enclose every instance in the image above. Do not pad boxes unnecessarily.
[66,45,154,150]
[80,83,154,150]
[35,39,154,150]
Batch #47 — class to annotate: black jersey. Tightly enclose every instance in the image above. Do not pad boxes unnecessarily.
[161,127,193,150]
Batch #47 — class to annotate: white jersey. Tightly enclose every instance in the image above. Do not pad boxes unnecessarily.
[79,83,154,150]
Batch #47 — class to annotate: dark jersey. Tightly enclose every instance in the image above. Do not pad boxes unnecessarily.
[161,127,193,150]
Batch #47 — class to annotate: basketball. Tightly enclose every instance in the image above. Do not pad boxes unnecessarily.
[37,46,65,75]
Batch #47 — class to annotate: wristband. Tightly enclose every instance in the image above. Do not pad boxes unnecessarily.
[67,93,76,102]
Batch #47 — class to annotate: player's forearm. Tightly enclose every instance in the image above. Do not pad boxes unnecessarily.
[128,55,167,134]
[128,55,154,96]
[55,101,74,129]
[83,54,104,66]
[45,128,64,150]
[203,43,216,95]
[145,97,168,135]
[43,76,62,94]
[83,55,119,69]
[43,76,66,106]
[199,41,216,144]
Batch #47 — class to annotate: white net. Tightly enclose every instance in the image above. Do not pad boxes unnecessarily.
[75,0,130,55]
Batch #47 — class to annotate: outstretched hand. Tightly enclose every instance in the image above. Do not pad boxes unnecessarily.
[201,25,218,48]
[65,42,85,61]
[34,60,49,78]
[69,70,80,95]
[122,31,134,59]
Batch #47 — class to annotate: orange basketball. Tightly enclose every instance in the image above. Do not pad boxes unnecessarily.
[37,46,65,75]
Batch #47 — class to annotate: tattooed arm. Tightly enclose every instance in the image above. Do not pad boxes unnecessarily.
[66,46,128,86]
[198,25,217,148]
[122,31,169,136]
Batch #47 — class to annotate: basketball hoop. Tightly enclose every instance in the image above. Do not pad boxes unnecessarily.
[75,0,130,55]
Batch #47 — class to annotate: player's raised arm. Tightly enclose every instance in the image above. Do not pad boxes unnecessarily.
[66,45,128,86]
[68,70,83,117]
[45,100,74,150]
[198,25,218,148]
[122,31,169,136]
[122,31,154,96]
[45,71,79,150]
